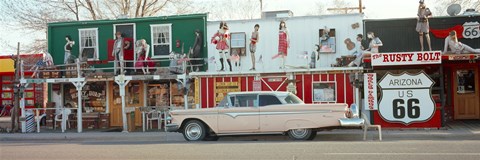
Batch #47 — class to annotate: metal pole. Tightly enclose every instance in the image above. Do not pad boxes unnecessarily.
[74,59,86,133]
[183,59,188,110]
[76,86,82,132]
[20,60,26,133]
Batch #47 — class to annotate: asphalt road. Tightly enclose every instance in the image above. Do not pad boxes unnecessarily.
[2,139,480,160]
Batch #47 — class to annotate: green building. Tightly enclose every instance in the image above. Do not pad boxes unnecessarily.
[47,13,207,68]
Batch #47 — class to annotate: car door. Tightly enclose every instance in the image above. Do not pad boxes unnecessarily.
[258,94,285,132]
[217,94,259,133]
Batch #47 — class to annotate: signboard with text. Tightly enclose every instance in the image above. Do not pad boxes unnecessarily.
[378,72,435,125]
[371,51,442,67]
[363,73,378,110]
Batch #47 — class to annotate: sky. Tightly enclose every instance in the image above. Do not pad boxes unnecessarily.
[0,0,438,54]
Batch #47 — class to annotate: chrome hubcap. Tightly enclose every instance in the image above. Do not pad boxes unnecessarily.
[185,123,202,140]
[291,129,308,138]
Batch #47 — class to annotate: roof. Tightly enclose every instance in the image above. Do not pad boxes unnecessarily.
[227,91,291,95]
[207,13,364,23]
[48,13,208,27]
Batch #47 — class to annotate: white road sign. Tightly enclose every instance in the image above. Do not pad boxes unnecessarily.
[378,72,435,125]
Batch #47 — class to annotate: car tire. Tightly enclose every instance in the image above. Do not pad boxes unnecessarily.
[203,134,219,141]
[307,131,317,140]
[287,128,314,140]
[182,120,207,141]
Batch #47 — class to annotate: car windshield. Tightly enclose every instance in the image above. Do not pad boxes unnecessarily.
[283,93,304,104]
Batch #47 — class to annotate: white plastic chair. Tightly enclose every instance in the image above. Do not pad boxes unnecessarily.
[146,110,162,130]
[361,113,382,141]
[54,108,72,130]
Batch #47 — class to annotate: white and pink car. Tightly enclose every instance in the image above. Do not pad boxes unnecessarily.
[166,91,359,141]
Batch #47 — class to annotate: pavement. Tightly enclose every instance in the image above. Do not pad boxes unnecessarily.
[1,120,480,142]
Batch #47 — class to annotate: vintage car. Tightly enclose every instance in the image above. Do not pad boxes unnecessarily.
[166,91,355,141]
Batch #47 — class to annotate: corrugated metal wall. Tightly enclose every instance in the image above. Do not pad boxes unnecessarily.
[364,15,480,53]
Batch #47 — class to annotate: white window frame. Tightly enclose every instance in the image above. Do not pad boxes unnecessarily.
[78,28,99,61]
[150,24,172,58]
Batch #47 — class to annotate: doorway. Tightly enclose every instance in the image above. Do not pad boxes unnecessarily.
[454,68,480,119]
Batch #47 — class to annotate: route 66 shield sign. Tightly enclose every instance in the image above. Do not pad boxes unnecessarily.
[378,72,436,125]
[462,21,480,39]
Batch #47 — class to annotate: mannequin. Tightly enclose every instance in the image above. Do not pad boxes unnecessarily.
[416,0,432,51]
[310,45,320,69]
[348,34,365,67]
[276,20,289,69]
[249,24,260,71]
[135,39,154,74]
[211,21,232,72]
[192,29,203,72]
[64,35,75,64]
[112,32,130,74]
[444,31,480,54]
[365,32,383,53]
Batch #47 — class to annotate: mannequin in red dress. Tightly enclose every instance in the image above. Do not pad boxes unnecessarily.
[211,21,232,71]
[277,20,289,69]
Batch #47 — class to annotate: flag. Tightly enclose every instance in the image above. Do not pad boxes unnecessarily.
[36,60,44,66]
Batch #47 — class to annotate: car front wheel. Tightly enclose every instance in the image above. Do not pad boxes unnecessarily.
[287,128,316,140]
[182,120,207,141]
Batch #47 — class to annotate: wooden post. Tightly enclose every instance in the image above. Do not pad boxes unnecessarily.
[11,42,20,132]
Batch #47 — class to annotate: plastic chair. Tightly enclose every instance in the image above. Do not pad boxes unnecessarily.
[146,110,162,130]
[54,108,72,130]
[361,113,382,141]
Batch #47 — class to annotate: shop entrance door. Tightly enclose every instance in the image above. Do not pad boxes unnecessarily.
[454,68,480,119]
[109,82,123,126]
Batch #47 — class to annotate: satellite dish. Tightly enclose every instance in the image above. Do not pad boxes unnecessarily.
[447,4,461,16]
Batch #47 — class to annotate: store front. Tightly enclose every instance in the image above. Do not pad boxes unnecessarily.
[0,54,46,109]
[365,51,480,128]
[192,69,360,108]
[442,54,480,120]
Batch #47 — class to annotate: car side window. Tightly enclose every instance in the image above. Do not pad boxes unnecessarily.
[217,96,229,108]
[231,94,258,107]
[259,95,282,107]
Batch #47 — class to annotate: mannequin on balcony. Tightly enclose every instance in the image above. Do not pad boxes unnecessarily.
[64,35,75,64]
[135,39,154,74]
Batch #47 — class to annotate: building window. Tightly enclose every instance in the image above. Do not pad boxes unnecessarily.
[150,24,172,58]
[79,28,99,61]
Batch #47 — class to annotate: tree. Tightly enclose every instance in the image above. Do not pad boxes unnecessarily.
[205,0,262,20]
[433,0,480,16]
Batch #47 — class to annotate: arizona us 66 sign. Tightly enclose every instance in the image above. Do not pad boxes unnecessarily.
[378,72,435,125]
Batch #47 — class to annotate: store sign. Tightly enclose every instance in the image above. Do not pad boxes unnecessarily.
[215,81,241,103]
[371,51,441,67]
[378,72,435,124]
[363,73,378,110]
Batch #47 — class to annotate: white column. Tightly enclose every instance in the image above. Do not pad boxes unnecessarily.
[115,75,131,132]
[72,81,86,133]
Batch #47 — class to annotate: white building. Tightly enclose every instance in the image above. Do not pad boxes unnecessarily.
[206,13,364,72]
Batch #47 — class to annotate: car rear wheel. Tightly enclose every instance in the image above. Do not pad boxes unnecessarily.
[182,120,206,141]
[288,128,315,140]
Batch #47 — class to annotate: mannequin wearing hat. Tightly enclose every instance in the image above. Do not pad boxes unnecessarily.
[416,0,432,51]
[211,21,232,72]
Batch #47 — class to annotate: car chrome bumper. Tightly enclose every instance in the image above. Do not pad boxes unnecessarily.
[165,123,180,132]
[338,118,365,127]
